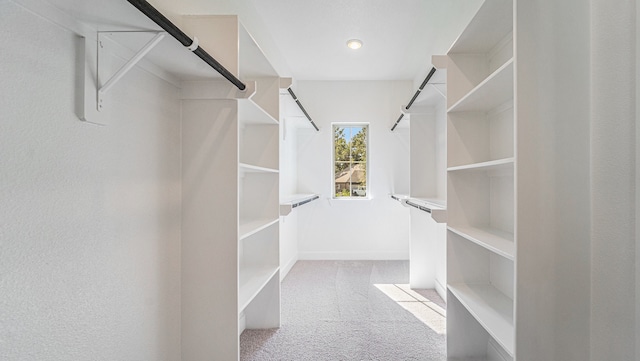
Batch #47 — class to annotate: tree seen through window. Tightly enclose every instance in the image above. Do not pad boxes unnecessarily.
[334,125,368,198]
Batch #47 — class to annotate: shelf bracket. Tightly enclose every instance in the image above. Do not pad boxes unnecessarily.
[97,31,166,112]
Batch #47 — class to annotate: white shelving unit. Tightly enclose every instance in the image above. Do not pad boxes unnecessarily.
[445,0,515,360]
[402,66,448,297]
[181,15,282,361]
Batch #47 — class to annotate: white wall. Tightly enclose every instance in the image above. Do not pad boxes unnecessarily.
[0,3,181,360]
[294,81,411,259]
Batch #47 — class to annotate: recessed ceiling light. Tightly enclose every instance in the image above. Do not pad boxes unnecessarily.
[346,39,363,50]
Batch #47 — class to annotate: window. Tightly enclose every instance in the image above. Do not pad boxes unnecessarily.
[333,124,368,198]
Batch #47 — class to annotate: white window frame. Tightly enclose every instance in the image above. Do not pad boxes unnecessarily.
[331,123,370,199]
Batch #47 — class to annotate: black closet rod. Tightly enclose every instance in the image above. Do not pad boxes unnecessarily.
[390,66,437,131]
[287,87,319,131]
[126,0,246,91]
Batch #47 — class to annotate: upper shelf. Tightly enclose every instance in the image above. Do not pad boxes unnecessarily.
[40,0,224,83]
[447,59,513,113]
[41,0,277,83]
[448,0,513,54]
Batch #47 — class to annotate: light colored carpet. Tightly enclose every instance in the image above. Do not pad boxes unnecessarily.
[240,260,446,361]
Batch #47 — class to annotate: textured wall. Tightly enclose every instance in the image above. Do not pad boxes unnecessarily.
[590,0,636,359]
[0,3,181,360]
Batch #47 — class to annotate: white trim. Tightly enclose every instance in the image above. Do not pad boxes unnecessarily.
[298,251,409,261]
[435,278,447,303]
[280,257,298,281]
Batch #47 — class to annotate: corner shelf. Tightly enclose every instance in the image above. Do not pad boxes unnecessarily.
[448,283,514,357]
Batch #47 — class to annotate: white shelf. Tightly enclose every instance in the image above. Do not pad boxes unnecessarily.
[448,283,515,357]
[239,163,279,174]
[239,218,279,241]
[239,98,278,125]
[238,267,279,312]
[280,193,319,205]
[408,197,446,210]
[448,59,514,113]
[448,0,513,54]
[447,226,514,260]
[279,194,319,215]
[390,193,410,202]
[406,197,447,223]
[448,158,514,173]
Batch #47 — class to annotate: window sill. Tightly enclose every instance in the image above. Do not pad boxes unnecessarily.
[331,197,372,201]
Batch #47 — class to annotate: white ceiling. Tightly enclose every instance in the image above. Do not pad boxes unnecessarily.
[152,0,483,81]
[249,0,482,81]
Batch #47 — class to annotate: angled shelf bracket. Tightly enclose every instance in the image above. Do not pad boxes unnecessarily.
[97,31,166,112]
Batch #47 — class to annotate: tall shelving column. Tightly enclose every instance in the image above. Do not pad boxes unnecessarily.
[445,0,515,360]
[404,68,448,297]
[180,15,282,361]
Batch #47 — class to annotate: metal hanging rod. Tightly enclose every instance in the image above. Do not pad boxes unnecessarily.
[391,66,437,131]
[126,0,246,91]
[292,195,320,208]
[287,87,319,131]
[406,200,433,214]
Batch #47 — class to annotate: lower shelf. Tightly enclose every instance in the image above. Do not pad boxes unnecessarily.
[239,266,279,312]
[448,283,514,357]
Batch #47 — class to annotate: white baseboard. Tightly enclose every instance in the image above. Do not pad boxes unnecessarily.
[238,312,246,336]
[298,251,409,260]
[280,256,298,281]
[487,337,512,361]
[435,279,447,303]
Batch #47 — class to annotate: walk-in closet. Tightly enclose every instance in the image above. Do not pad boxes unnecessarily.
[1,0,638,360]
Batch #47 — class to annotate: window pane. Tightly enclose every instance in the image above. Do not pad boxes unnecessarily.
[333,124,368,198]
[334,126,350,162]
[349,126,366,163]
[351,162,366,197]
[335,164,353,197]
